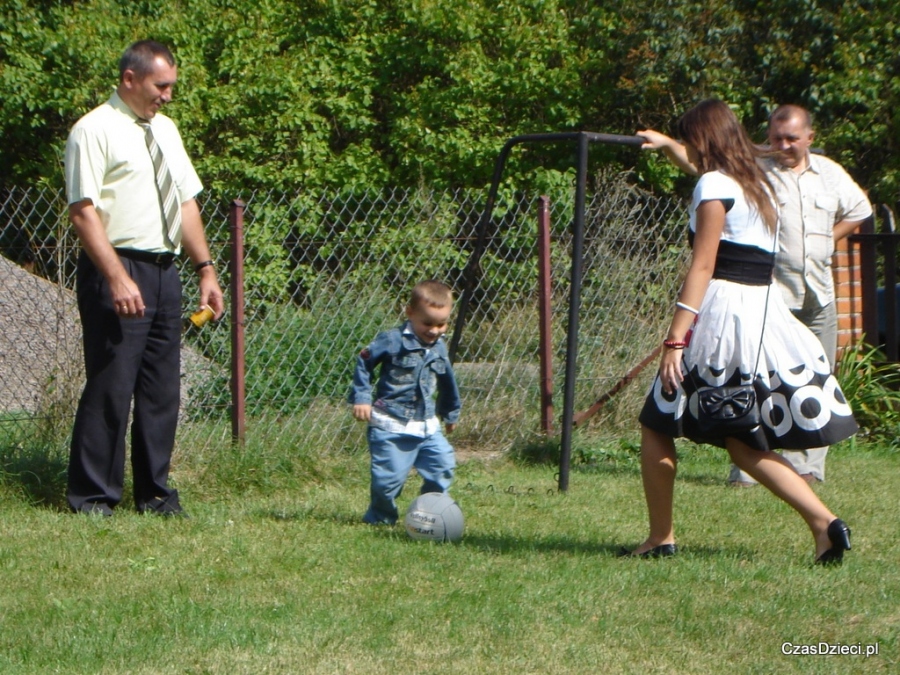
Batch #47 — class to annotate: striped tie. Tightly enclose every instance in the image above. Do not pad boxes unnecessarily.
[138,120,182,246]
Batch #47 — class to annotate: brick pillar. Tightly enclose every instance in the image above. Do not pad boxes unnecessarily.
[833,235,863,365]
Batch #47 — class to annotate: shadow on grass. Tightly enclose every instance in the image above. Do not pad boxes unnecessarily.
[0,439,69,511]
[261,506,757,561]
[458,534,758,561]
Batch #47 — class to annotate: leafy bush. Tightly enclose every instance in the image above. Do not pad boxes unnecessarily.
[3,1,898,201]
[836,341,900,444]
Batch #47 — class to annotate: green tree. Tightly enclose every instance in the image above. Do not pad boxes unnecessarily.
[1,0,898,200]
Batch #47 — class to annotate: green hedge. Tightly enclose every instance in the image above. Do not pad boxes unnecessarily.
[2,0,898,200]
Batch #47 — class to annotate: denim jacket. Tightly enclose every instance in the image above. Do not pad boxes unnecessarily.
[348,322,461,424]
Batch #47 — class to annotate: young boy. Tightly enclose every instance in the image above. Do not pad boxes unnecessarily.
[349,280,462,525]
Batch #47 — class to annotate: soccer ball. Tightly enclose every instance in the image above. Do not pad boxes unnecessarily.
[404,492,465,542]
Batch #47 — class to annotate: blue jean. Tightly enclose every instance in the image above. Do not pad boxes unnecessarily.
[363,426,456,525]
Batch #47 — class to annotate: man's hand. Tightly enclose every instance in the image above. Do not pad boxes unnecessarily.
[197,267,225,319]
[70,199,146,318]
[109,275,146,318]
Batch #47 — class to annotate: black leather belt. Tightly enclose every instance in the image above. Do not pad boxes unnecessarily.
[115,248,176,267]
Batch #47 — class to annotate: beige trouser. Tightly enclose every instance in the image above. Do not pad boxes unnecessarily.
[730,448,827,483]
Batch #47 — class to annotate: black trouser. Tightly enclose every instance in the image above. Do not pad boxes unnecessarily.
[67,251,182,512]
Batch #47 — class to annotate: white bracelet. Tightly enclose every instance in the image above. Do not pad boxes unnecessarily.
[676,301,699,315]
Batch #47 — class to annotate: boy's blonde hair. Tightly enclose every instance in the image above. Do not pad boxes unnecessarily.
[409,280,453,310]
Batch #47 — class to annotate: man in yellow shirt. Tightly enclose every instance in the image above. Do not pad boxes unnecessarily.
[64,40,225,516]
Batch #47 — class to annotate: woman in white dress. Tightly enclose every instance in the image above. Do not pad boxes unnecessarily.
[625,100,855,564]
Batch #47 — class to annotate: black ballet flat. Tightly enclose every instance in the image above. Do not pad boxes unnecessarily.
[815,518,851,566]
[618,543,678,559]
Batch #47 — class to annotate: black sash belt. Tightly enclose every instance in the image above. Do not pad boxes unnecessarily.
[115,247,176,268]
[711,240,774,286]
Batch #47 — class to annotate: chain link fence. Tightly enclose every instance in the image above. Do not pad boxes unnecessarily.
[0,179,688,459]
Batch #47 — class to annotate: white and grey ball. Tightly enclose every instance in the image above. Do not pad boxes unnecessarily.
[404,492,464,542]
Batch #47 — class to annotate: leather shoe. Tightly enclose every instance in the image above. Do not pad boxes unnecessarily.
[618,543,678,558]
[137,495,188,518]
[815,518,851,566]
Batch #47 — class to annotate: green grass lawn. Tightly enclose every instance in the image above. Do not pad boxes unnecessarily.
[0,438,897,674]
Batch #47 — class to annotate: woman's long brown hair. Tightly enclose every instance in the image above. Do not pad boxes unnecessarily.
[677,99,777,233]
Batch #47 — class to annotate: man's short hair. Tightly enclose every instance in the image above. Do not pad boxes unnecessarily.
[409,280,453,310]
[769,104,813,130]
[119,40,175,80]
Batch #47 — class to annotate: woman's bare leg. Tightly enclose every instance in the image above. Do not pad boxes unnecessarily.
[726,439,838,558]
[632,425,678,555]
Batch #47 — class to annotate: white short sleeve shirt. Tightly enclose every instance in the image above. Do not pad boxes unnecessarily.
[64,90,203,253]
[691,171,777,252]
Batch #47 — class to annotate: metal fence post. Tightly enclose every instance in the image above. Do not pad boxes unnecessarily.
[537,196,554,435]
[230,199,246,445]
[447,131,644,491]
[557,133,589,492]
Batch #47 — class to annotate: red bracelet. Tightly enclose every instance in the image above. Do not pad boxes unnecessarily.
[663,339,687,349]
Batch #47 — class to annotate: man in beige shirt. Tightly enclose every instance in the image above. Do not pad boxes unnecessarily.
[639,104,871,485]
[64,40,225,516]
